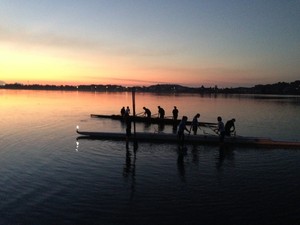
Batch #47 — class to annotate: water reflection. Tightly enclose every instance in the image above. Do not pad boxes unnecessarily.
[176,145,201,182]
[123,144,137,200]
[157,123,165,132]
[143,122,151,131]
[191,145,200,164]
[120,120,126,130]
[2,89,300,225]
[177,146,188,182]
[216,144,235,170]
[123,148,137,177]
[75,141,79,152]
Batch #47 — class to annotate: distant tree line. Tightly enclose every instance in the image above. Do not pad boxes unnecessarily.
[222,80,300,95]
[1,80,299,95]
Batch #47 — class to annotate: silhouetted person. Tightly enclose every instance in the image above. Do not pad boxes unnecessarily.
[125,106,130,116]
[172,106,179,120]
[172,106,179,130]
[225,118,236,136]
[143,107,151,118]
[157,106,165,119]
[120,106,125,117]
[191,113,200,135]
[178,116,190,145]
[216,116,225,142]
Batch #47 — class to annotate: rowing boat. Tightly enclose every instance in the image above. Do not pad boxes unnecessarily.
[90,114,217,126]
[76,128,300,149]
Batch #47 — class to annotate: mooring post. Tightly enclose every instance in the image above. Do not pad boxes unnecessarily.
[132,88,138,149]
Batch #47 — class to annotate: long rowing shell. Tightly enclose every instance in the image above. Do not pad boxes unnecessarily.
[90,114,217,127]
[76,128,300,149]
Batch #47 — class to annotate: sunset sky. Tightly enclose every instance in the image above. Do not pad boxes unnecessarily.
[0,0,299,87]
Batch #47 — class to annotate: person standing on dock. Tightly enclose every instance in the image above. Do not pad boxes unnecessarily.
[178,116,190,145]
[225,118,236,136]
[120,106,125,117]
[125,106,130,116]
[143,107,151,118]
[172,106,179,120]
[172,106,179,130]
[191,113,201,135]
[158,106,165,119]
[216,116,225,142]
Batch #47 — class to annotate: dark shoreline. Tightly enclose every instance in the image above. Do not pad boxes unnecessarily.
[1,80,299,95]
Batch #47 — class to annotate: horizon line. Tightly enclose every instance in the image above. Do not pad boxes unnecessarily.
[1,80,299,89]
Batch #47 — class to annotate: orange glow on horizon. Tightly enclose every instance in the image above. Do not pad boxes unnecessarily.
[1,44,245,87]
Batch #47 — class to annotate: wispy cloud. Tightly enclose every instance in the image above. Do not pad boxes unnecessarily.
[0,24,180,59]
[80,76,170,85]
[0,24,99,50]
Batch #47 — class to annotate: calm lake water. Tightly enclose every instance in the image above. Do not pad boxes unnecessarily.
[0,89,300,225]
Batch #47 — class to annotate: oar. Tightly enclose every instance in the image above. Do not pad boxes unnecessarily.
[189,122,198,134]
[199,122,218,127]
[184,129,192,146]
[151,113,158,117]
[136,111,144,116]
[204,124,219,135]
[198,125,204,134]
[198,125,210,135]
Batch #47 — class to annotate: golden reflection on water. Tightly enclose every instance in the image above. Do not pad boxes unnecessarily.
[0,89,236,121]
[1,89,299,225]
[1,89,299,141]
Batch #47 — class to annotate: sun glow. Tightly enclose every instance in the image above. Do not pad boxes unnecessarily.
[0,44,153,86]
[0,45,90,84]
[0,43,234,87]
